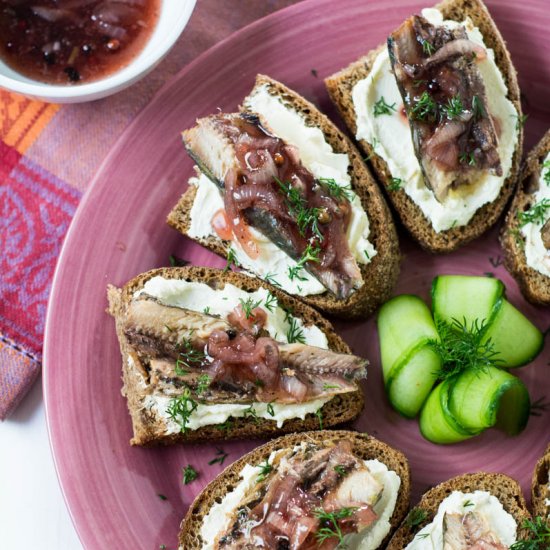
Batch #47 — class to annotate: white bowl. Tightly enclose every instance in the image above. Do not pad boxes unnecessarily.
[0,0,196,103]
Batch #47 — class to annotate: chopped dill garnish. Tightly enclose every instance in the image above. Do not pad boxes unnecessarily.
[459,151,476,166]
[314,507,358,545]
[239,297,262,319]
[196,374,211,395]
[429,317,501,379]
[285,311,306,344]
[517,198,550,227]
[315,408,324,429]
[322,383,341,391]
[157,493,168,501]
[267,402,275,417]
[244,404,259,424]
[264,272,282,288]
[472,95,485,119]
[542,161,550,186]
[263,292,278,312]
[224,247,240,272]
[510,517,550,549]
[389,177,403,191]
[318,177,353,201]
[182,465,198,485]
[373,96,397,117]
[442,95,465,120]
[405,507,428,528]
[411,91,437,121]
[511,113,528,131]
[208,448,228,466]
[256,460,273,482]
[463,500,474,508]
[176,338,206,374]
[422,39,435,55]
[333,465,347,476]
[169,254,189,267]
[288,242,321,281]
[203,306,211,315]
[167,389,198,433]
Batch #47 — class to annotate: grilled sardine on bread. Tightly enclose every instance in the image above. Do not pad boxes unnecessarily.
[178,431,411,550]
[107,267,366,446]
[501,129,550,305]
[386,473,532,549]
[168,74,400,319]
[326,0,522,253]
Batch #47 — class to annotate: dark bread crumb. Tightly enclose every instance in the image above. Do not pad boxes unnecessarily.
[532,444,550,519]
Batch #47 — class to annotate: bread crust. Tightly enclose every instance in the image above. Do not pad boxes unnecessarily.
[325,0,523,253]
[501,129,550,305]
[107,266,365,446]
[532,444,550,520]
[167,74,401,319]
[386,472,532,548]
[178,430,411,550]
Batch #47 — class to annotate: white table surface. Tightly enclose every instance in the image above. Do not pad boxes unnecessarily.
[0,377,82,549]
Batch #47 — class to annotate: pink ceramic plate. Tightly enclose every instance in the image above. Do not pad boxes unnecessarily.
[44,0,550,547]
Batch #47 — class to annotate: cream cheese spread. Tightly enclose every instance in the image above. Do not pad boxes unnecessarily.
[188,84,377,297]
[197,446,400,550]
[521,151,550,277]
[352,8,518,232]
[135,276,331,433]
[406,490,517,549]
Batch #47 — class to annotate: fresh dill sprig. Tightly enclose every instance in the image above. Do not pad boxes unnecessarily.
[239,297,262,319]
[322,383,341,391]
[405,507,428,528]
[411,91,437,121]
[288,242,321,281]
[315,408,324,430]
[442,95,465,120]
[275,177,323,240]
[224,247,239,272]
[256,460,273,482]
[318,177,353,201]
[203,306,211,315]
[285,311,306,344]
[167,389,198,433]
[314,507,358,546]
[263,292,278,312]
[244,404,259,424]
[517,198,550,227]
[510,517,550,549]
[264,272,282,288]
[459,151,476,166]
[463,500,474,508]
[388,177,403,191]
[176,338,206,374]
[169,254,189,267]
[511,113,528,131]
[182,465,198,485]
[333,465,348,477]
[472,95,485,119]
[542,161,550,186]
[422,39,435,55]
[196,374,211,395]
[208,448,229,466]
[266,402,275,417]
[373,96,397,117]
[429,317,501,379]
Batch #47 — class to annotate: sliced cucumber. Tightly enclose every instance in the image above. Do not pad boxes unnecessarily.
[377,295,439,384]
[387,345,442,418]
[448,365,530,434]
[481,299,543,367]
[419,380,480,444]
[432,275,504,328]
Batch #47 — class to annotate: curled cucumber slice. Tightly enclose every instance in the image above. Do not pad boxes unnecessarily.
[419,379,480,444]
[432,275,504,328]
[377,295,439,383]
[448,365,530,434]
[481,300,543,368]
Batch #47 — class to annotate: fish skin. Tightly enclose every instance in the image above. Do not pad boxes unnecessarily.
[388,15,501,202]
[124,296,367,404]
[182,112,363,299]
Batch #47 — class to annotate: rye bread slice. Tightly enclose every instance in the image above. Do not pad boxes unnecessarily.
[107,266,365,446]
[167,74,400,319]
[386,472,532,548]
[178,430,411,550]
[501,129,550,305]
[325,0,523,253]
[532,444,550,520]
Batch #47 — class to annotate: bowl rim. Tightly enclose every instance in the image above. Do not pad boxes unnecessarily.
[0,0,197,99]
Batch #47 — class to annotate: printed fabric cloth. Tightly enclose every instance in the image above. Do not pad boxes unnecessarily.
[0,0,296,420]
